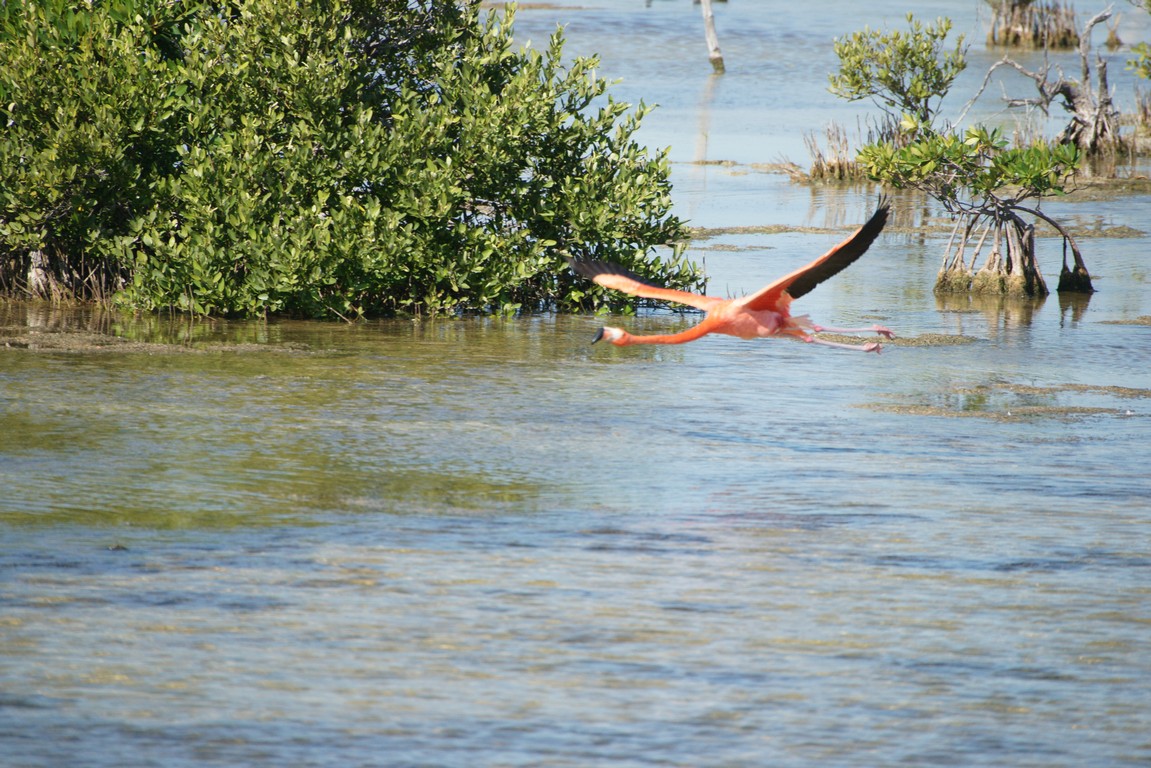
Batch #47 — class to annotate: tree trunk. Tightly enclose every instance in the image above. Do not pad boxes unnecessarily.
[934,212,1049,297]
[1053,57,1119,154]
[1018,202,1095,293]
[26,249,68,300]
[699,0,725,74]
[1056,237,1095,292]
[1055,9,1120,154]
[1001,218,1047,297]
[987,1,1079,48]
[934,216,977,294]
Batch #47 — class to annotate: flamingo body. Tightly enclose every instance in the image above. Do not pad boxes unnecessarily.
[570,198,893,352]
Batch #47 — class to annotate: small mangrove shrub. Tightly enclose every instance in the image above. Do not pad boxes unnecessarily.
[859,125,1090,296]
[1132,43,1151,81]
[806,14,966,182]
[831,13,1094,296]
[1130,43,1151,136]
[828,14,967,130]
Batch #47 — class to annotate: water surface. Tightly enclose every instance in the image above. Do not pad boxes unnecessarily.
[4,2,1151,766]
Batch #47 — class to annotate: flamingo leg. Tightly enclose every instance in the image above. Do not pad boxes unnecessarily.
[803,336,883,353]
[812,323,895,340]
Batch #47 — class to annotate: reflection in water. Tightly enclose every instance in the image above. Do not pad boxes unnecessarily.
[693,72,720,164]
[934,291,1045,331]
[1057,290,1093,326]
[1,301,282,347]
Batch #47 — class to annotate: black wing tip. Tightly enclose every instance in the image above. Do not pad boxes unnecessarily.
[565,255,605,280]
[784,194,892,301]
[855,193,891,241]
[566,256,652,285]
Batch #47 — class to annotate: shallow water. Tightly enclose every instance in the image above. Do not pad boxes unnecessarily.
[508,0,1151,166]
[4,2,1151,766]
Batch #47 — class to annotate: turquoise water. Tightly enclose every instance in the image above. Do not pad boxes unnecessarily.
[3,2,1151,766]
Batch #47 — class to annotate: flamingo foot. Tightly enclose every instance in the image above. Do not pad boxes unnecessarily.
[812,323,895,339]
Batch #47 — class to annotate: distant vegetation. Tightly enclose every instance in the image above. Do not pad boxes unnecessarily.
[828,13,1095,297]
[985,0,1079,49]
[1130,1,1151,137]
[0,0,703,317]
[829,15,967,132]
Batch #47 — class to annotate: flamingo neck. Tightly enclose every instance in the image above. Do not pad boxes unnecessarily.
[609,323,714,346]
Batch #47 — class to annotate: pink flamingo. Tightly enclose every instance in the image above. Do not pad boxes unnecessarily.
[568,198,894,352]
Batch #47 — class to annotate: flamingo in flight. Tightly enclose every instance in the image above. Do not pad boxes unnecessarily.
[567,197,894,352]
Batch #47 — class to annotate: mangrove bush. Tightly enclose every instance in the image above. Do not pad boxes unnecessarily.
[0,0,701,317]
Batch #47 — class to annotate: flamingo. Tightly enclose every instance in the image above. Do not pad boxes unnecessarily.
[567,197,894,352]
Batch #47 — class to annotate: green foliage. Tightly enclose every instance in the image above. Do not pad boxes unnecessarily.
[1129,42,1151,80]
[0,0,190,295]
[833,12,1090,295]
[860,126,1086,297]
[0,0,700,317]
[829,14,967,127]
[858,126,1080,210]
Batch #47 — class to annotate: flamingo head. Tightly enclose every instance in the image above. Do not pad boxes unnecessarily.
[592,326,627,345]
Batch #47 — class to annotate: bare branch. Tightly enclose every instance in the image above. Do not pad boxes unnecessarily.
[1010,201,1086,272]
[1078,7,1114,85]
[957,56,1058,123]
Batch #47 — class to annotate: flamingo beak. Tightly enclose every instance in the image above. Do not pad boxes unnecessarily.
[591,327,606,344]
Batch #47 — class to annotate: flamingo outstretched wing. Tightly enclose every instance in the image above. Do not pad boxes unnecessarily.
[738,197,890,312]
[566,257,724,312]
